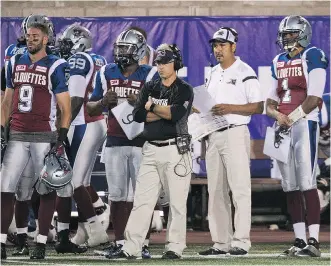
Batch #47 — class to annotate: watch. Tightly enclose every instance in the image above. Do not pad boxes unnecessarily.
[150,103,156,112]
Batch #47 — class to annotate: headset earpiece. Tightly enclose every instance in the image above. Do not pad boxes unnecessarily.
[170,44,183,71]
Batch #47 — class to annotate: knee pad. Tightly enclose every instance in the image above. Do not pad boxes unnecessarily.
[15,188,33,201]
[108,186,126,201]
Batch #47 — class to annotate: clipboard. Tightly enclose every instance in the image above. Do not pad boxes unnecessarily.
[263,126,291,164]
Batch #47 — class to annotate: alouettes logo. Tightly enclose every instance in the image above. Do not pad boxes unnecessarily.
[16,65,26,71]
[110,79,119,86]
[277,62,285,68]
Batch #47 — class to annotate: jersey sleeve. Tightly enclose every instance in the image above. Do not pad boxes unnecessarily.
[242,67,263,103]
[306,47,329,73]
[5,56,14,89]
[50,60,70,94]
[90,65,105,101]
[170,82,194,123]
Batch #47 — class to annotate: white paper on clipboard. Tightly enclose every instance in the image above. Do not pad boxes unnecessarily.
[111,101,144,140]
[263,126,291,164]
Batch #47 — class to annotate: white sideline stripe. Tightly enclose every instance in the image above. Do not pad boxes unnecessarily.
[6,253,331,260]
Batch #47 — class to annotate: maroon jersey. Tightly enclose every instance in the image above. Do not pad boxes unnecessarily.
[6,53,69,132]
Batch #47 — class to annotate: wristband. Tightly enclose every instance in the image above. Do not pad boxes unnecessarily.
[150,103,156,112]
[58,127,69,142]
[288,105,307,125]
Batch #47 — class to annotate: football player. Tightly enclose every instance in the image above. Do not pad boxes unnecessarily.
[1,21,72,260]
[87,28,158,258]
[266,15,329,257]
[55,24,109,252]
[2,14,57,257]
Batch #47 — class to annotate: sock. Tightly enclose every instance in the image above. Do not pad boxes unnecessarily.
[0,234,7,244]
[93,198,104,208]
[116,239,124,246]
[36,234,47,244]
[308,224,320,242]
[57,222,70,232]
[16,227,28,234]
[144,239,149,247]
[292,222,307,243]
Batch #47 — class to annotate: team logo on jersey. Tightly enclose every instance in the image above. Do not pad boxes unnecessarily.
[131,81,141,87]
[16,65,26,71]
[110,79,119,86]
[226,79,237,85]
[123,79,129,85]
[277,62,285,67]
[36,66,47,73]
[291,59,302,66]
[29,64,34,69]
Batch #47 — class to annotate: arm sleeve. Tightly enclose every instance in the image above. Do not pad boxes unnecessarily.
[1,66,6,92]
[268,77,280,102]
[133,83,150,123]
[89,69,104,101]
[50,61,70,94]
[170,84,194,123]
[5,58,14,89]
[307,68,327,98]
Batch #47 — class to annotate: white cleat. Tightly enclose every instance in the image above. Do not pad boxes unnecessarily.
[151,210,163,232]
[71,222,88,246]
[85,220,109,247]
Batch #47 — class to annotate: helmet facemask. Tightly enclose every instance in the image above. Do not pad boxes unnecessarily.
[113,42,140,69]
[277,30,301,52]
[57,38,74,60]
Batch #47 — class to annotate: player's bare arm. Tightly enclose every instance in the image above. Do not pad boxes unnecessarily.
[87,90,117,116]
[301,95,322,115]
[211,101,264,116]
[0,88,14,127]
[56,91,71,129]
[266,98,292,127]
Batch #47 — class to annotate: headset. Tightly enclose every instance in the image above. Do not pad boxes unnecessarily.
[169,44,184,71]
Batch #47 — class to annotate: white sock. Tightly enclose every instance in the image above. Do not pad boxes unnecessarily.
[86,216,97,223]
[16,227,28,234]
[93,198,104,208]
[36,234,47,244]
[116,239,125,246]
[144,239,149,247]
[35,219,39,230]
[0,234,7,244]
[308,224,320,242]
[57,222,70,232]
[293,222,307,243]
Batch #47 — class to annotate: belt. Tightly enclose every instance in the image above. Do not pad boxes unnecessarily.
[149,138,176,147]
[216,124,245,132]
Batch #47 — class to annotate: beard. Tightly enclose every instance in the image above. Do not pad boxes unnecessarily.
[28,41,43,55]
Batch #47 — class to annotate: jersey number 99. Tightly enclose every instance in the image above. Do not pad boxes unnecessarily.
[68,57,86,70]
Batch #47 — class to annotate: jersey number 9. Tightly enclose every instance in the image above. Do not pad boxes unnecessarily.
[68,58,86,70]
[18,85,34,112]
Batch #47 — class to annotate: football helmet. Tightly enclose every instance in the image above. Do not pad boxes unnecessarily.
[21,14,56,46]
[58,24,92,60]
[39,152,72,190]
[113,29,147,69]
[276,15,312,51]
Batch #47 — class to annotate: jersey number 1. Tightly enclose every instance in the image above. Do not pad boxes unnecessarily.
[281,78,291,103]
[18,85,34,112]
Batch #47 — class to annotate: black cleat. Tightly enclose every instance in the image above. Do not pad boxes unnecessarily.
[12,233,29,256]
[296,237,321,257]
[106,249,136,260]
[280,238,306,257]
[55,229,87,254]
[95,204,107,216]
[142,245,151,259]
[93,242,116,256]
[1,243,7,260]
[198,247,227,256]
[30,243,46,259]
[228,247,248,256]
[162,250,181,259]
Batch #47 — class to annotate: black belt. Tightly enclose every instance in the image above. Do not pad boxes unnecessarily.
[149,140,176,147]
[216,124,245,132]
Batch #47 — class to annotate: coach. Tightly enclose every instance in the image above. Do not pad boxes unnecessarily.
[108,43,193,260]
[198,27,264,256]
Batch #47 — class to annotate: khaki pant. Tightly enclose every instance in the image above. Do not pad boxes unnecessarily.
[206,125,251,252]
[123,142,192,256]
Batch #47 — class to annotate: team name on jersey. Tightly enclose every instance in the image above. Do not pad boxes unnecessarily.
[277,66,303,79]
[152,98,168,106]
[14,72,47,86]
[110,86,140,97]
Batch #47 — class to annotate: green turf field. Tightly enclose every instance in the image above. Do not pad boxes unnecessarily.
[3,243,331,265]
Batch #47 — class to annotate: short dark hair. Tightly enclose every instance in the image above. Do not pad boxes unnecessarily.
[27,22,49,37]
[127,26,147,40]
